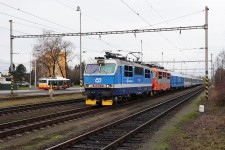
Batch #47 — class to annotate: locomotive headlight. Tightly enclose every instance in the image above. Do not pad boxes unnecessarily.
[106,84,112,88]
[85,84,93,88]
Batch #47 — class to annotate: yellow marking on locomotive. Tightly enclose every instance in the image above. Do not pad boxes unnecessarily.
[102,100,113,106]
[86,99,97,106]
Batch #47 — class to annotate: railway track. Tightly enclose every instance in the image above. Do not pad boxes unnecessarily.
[46,87,203,150]
[0,106,103,139]
[0,93,153,140]
[0,86,195,116]
[0,98,85,116]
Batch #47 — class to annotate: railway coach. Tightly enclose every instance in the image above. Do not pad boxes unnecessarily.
[170,72,184,89]
[84,52,153,106]
[170,73,203,89]
[150,66,171,94]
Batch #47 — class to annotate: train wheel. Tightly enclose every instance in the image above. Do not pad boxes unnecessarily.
[113,97,118,105]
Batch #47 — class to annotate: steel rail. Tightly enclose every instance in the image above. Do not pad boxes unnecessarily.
[0,106,102,139]
[0,106,90,130]
[0,98,85,115]
[46,86,203,150]
[102,88,203,149]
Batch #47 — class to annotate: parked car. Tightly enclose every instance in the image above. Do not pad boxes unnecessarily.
[17,82,30,87]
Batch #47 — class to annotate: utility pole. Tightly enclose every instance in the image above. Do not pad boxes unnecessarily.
[205,6,209,100]
[181,62,182,74]
[35,58,37,89]
[9,20,13,72]
[141,40,143,63]
[221,60,224,83]
[30,51,32,89]
[173,59,175,72]
[76,6,82,93]
[9,20,14,95]
[211,54,213,82]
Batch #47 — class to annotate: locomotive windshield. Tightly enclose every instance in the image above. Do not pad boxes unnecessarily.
[85,63,116,74]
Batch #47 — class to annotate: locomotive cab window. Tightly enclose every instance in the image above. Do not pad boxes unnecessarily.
[124,65,133,77]
[99,63,116,74]
[85,63,116,74]
[85,64,99,74]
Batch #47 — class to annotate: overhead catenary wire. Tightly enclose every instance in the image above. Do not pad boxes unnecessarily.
[145,0,189,49]
[145,60,211,63]
[0,6,119,50]
[0,11,67,33]
[54,0,124,51]
[13,21,62,33]
[0,1,75,32]
[55,0,116,29]
[142,1,204,63]
[120,0,179,49]
[0,26,29,34]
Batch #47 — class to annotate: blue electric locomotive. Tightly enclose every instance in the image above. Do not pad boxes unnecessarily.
[83,52,153,106]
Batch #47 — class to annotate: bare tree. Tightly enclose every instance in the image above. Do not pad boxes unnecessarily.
[33,31,74,78]
[214,50,225,85]
[57,41,73,77]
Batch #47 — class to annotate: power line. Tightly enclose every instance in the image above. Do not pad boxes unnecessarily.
[145,60,211,64]
[169,68,212,70]
[0,26,29,34]
[55,0,116,29]
[120,0,179,49]
[121,0,152,27]
[0,11,67,33]
[13,21,61,33]
[152,10,204,27]
[54,0,122,50]
[0,1,75,32]
[145,0,189,49]
[145,0,167,25]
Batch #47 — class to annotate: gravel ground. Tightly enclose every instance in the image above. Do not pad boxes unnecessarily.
[0,87,200,150]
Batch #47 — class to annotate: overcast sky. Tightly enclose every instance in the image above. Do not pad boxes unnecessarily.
[0,0,224,77]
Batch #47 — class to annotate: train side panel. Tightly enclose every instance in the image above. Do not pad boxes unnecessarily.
[150,68,170,93]
[170,73,184,89]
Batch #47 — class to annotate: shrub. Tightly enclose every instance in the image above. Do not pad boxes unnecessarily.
[213,81,225,106]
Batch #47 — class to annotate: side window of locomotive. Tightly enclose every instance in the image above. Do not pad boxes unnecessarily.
[167,73,170,79]
[134,67,143,75]
[145,69,150,78]
[158,72,162,79]
[124,65,133,77]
